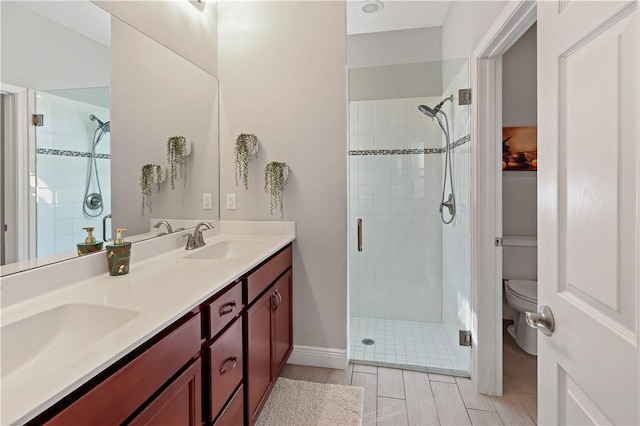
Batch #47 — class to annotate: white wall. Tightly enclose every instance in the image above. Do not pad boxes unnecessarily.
[349,62,442,100]
[347,27,442,68]
[111,18,219,235]
[218,1,347,352]
[0,2,109,90]
[502,24,537,127]
[502,24,538,284]
[94,0,217,77]
[439,0,508,366]
[441,1,508,60]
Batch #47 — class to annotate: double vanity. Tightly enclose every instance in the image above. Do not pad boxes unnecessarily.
[1,221,295,425]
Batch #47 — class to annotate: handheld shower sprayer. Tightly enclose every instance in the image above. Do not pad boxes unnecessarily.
[90,114,110,133]
[418,95,454,119]
[89,114,104,126]
[417,95,456,224]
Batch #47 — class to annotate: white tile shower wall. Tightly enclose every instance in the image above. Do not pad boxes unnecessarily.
[36,92,111,257]
[441,60,471,358]
[349,97,443,323]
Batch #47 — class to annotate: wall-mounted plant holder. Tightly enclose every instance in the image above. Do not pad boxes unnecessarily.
[140,164,164,216]
[234,133,259,189]
[264,161,289,219]
[167,135,191,189]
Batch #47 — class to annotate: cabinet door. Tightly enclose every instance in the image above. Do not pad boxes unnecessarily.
[246,289,273,425]
[129,359,202,426]
[272,269,292,378]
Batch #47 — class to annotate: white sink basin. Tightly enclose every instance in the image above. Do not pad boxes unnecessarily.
[184,239,273,261]
[1,303,140,378]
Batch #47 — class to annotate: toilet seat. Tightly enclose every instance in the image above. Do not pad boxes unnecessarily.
[505,279,537,303]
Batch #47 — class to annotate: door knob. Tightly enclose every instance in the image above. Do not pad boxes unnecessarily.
[525,305,555,336]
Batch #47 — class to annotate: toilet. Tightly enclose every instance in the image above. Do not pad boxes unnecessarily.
[504,279,538,355]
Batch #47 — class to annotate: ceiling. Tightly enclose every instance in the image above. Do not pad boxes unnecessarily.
[19,0,450,45]
[347,0,451,35]
[17,1,110,47]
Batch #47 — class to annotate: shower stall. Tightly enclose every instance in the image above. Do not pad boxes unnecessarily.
[348,58,471,375]
[35,88,111,257]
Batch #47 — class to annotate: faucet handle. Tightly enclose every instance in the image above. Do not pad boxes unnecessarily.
[183,234,197,250]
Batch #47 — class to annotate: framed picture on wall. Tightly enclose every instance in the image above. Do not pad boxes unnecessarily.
[502,126,537,171]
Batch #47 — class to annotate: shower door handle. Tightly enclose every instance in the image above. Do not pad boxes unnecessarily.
[357,218,363,252]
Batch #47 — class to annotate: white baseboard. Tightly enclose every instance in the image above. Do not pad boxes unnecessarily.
[287,345,348,370]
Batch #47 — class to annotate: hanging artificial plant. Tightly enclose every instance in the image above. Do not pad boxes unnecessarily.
[140,164,163,216]
[264,161,289,218]
[234,133,258,189]
[167,135,188,189]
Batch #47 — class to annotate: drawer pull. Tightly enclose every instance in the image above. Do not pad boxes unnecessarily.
[275,290,282,308]
[219,302,237,317]
[219,356,237,375]
[272,290,282,311]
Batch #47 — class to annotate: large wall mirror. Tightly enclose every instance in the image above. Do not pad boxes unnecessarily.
[0,1,219,276]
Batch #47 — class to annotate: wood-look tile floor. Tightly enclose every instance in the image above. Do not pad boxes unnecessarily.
[279,327,537,426]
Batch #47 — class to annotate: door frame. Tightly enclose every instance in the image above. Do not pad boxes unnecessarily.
[470,0,537,395]
[1,82,36,263]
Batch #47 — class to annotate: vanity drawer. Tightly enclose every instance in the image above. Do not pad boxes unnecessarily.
[246,244,292,304]
[204,281,242,339]
[213,384,244,426]
[206,317,243,422]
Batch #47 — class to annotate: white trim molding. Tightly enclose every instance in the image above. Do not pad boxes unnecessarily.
[288,345,349,370]
[470,0,536,396]
[1,82,35,263]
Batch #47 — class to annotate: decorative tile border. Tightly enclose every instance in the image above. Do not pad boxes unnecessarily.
[349,134,470,156]
[349,148,441,156]
[449,134,471,151]
[36,148,110,160]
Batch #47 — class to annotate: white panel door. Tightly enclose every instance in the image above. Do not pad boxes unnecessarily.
[537,1,639,425]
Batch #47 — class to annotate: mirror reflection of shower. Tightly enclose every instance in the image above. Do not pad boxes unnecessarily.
[83,114,110,217]
[418,95,456,224]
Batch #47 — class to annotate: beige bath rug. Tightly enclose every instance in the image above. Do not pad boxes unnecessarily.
[256,377,365,426]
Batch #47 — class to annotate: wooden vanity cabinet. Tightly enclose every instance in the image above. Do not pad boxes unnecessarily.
[41,312,202,426]
[32,243,293,426]
[245,245,293,426]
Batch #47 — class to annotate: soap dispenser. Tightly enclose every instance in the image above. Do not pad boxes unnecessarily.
[106,228,132,276]
[77,227,103,255]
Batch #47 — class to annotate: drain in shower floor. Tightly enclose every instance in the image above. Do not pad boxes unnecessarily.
[361,338,375,346]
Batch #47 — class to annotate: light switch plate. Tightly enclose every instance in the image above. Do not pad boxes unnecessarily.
[226,193,236,210]
[202,193,213,210]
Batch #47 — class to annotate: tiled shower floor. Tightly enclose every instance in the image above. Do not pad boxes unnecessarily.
[350,317,469,375]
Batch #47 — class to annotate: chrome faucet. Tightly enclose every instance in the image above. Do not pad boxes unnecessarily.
[184,222,214,250]
[153,220,173,235]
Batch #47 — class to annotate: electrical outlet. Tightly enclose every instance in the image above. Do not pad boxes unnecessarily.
[202,193,213,210]
[226,193,236,210]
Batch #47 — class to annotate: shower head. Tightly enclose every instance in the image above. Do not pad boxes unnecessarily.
[418,95,454,118]
[89,114,104,126]
[418,105,437,118]
[90,114,110,133]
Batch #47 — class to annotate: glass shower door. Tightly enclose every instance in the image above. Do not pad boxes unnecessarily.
[348,59,471,375]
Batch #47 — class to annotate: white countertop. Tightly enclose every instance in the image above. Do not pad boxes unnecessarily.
[0,221,295,425]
